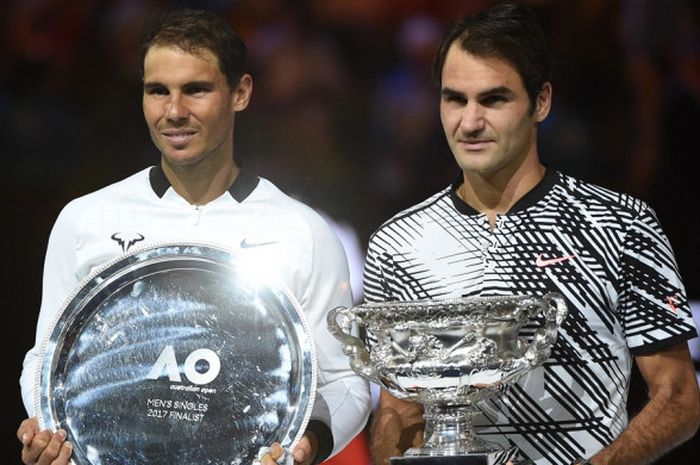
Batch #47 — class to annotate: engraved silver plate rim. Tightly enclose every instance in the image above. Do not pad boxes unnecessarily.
[34,240,317,464]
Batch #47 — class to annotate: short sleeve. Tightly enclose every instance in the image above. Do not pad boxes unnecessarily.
[618,205,698,354]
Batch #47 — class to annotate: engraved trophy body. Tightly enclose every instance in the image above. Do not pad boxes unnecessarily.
[327,293,568,465]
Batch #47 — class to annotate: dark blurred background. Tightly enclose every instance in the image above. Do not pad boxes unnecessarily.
[2,0,699,463]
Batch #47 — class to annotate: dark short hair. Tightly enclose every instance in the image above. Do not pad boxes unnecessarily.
[140,8,247,89]
[432,1,552,108]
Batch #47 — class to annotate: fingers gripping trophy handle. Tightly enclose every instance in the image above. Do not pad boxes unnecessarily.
[523,292,569,367]
[326,306,377,381]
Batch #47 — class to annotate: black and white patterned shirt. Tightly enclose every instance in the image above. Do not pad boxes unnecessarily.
[363,170,697,465]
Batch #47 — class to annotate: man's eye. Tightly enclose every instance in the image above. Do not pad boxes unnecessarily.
[186,86,208,95]
[481,95,507,106]
[445,95,467,105]
[145,86,168,96]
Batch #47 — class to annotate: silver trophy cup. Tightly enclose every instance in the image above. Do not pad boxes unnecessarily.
[327,293,568,465]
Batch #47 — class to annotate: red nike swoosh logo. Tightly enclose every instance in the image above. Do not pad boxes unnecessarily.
[536,254,576,267]
[666,295,679,312]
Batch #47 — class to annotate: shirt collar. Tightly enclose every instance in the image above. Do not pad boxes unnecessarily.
[449,168,559,216]
[149,165,260,203]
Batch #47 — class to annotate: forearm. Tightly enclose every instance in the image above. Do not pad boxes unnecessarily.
[369,401,425,465]
[20,350,40,416]
[590,384,700,465]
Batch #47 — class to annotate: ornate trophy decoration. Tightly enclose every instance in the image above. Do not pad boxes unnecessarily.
[328,293,568,465]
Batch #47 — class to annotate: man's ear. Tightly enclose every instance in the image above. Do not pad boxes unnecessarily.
[232,74,253,111]
[534,81,552,123]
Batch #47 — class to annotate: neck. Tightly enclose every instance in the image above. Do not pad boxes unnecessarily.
[457,158,545,228]
[161,156,239,205]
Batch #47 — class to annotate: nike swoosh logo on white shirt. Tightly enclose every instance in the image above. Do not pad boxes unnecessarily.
[240,238,277,249]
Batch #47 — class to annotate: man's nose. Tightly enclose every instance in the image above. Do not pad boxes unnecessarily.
[166,94,188,122]
[459,103,485,134]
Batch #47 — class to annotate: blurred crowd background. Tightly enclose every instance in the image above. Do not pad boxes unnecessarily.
[3,0,699,463]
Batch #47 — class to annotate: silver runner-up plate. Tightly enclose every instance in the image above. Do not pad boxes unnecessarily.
[34,242,317,465]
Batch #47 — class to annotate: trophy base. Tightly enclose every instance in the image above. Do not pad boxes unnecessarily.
[389,447,518,465]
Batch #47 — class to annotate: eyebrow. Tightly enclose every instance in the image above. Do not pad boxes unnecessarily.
[441,85,516,100]
[441,88,465,100]
[478,86,516,99]
[143,80,215,91]
[182,81,214,89]
[143,82,165,92]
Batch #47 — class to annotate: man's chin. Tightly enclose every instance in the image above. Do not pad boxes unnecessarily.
[454,155,496,174]
[161,153,207,170]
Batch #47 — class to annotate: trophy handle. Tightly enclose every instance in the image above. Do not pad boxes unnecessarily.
[326,306,377,380]
[523,292,568,367]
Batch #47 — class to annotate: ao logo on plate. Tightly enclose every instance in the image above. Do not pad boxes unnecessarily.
[146,345,221,385]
